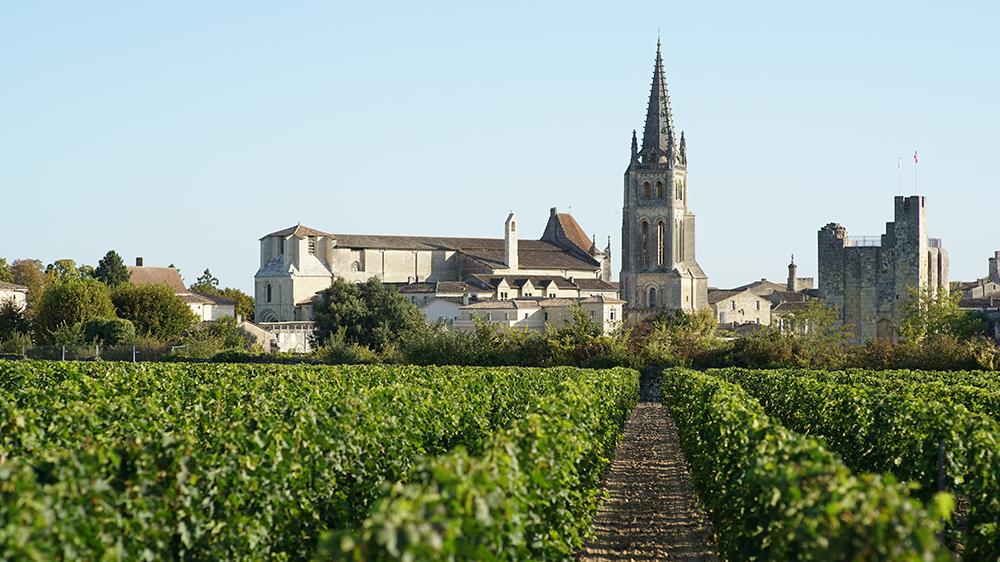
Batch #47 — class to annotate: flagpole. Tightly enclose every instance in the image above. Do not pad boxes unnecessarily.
[913,150,918,194]
[897,156,902,195]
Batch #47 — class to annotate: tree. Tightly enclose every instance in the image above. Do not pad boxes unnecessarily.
[192,269,220,290]
[11,259,46,315]
[313,278,424,351]
[95,250,130,287]
[899,287,988,342]
[784,300,848,368]
[0,298,30,339]
[45,259,79,280]
[34,277,116,343]
[174,316,257,358]
[81,317,136,345]
[112,284,198,343]
[0,258,13,283]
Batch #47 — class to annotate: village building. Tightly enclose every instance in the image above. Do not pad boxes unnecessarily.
[129,259,236,321]
[818,195,949,344]
[708,289,772,328]
[454,294,624,334]
[0,281,29,311]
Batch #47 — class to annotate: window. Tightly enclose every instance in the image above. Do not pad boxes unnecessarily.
[308,236,316,255]
[648,287,657,308]
[524,312,529,319]
[544,312,549,321]
[610,309,616,321]
[640,221,650,266]
[755,301,760,310]
[500,291,508,300]
[590,310,596,320]
[548,293,556,298]
[523,292,532,297]
[676,180,683,199]
[266,284,272,303]
[656,221,665,266]
[731,301,736,310]
[486,313,492,322]
[655,180,663,198]
[279,238,285,255]
[643,181,651,198]
[510,221,516,232]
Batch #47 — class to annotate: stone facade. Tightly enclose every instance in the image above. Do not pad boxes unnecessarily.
[620,40,708,316]
[0,282,29,312]
[708,289,772,328]
[818,195,949,344]
[255,210,613,323]
[454,295,624,334]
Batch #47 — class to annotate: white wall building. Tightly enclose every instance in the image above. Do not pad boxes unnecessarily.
[0,282,29,311]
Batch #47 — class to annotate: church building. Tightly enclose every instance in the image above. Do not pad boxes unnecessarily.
[254,208,613,323]
[619,40,709,315]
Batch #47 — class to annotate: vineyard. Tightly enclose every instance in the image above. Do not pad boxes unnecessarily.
[3,360,1000,561]
[0,361,638,560]
[664,367,1000,561]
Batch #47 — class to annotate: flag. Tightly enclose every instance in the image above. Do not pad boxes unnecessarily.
[897,157,901,170]
[914,150,919,164]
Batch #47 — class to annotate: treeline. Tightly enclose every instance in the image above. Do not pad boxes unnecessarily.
[0,252,255,358]
[300,279,999,371]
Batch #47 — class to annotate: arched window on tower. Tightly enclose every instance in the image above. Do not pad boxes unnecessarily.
[640,221,650,266]
[675,180,683,200]
[648,286,657,308]
[655,180,663,198]
[656,220,665,266]
[266,283,272,303]
[642,181,651,199]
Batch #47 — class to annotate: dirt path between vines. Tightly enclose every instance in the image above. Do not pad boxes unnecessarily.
[579,370,719,561]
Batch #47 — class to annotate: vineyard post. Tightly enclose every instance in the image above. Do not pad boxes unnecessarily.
[132,345,137,363]
[95,344,99,360]
[937,439,946,492]
[61,346,65,361]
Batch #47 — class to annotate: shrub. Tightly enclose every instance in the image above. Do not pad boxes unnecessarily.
[81,317,136,345]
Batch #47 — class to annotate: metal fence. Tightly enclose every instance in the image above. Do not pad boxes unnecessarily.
[1,345,173,362]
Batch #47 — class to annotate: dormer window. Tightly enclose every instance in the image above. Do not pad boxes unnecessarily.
[308,236,316,255]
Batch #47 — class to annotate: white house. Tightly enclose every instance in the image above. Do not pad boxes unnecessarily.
[0,281,28,311]
[128,259,236,321]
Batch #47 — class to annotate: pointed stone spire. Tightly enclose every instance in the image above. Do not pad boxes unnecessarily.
[640,38,677,164]
[679,130,687,164]
[630,129,638,161]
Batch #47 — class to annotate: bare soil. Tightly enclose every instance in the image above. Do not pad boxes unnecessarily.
[579,370,720,561]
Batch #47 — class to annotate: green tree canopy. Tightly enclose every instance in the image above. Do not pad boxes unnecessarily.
[11,259,46,315]
[81,317,136,346]
[0,258,13,283]
[189,270,254,321]
[313,278,424,351]
[0,298,30,340]
[193,269,219,290]
[95,250,130,287]
[45,259,79,280]
[112,284,197,343]
[899,287,988,342]
[34,277,116,343]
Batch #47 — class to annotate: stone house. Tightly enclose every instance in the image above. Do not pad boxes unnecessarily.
[0,281,29,311]
[454,295,624,334]
[128,259,236,321]
[708,289,772,328]
[818,195,949,344]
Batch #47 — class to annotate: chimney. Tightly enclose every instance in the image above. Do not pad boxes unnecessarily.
[504,212,518,271]
[135,257,144,267]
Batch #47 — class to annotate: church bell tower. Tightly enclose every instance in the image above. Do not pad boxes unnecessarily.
[620,39,708,315]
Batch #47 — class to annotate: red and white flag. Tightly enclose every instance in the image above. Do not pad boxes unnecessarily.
[914,150,919,164]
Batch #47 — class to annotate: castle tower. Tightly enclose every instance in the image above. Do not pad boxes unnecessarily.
[990,251,1000,284]
[787,255,797,292]
[620,39,708,314]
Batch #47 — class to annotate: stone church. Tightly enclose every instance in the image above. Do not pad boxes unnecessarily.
[254,209,612,322]
[619,40,709,314]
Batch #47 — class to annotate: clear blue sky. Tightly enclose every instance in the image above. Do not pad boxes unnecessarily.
[2,1,997,292]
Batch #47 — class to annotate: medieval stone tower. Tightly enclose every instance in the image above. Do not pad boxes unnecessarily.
[620,40,709,314]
